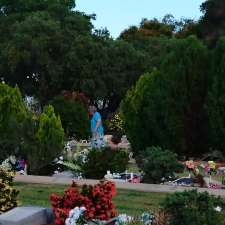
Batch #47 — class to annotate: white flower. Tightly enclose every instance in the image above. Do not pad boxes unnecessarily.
[65,218,71,225]
[80,206,86,212]
[215,206,222,212]
[59,156,64,160]
[65,206,86,225]
[118,214,133,223]
[69,209,75,218]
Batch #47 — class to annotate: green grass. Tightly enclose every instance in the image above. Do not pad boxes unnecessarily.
[15,183,168,215]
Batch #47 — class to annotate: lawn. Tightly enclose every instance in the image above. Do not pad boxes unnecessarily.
[15,183,168,215]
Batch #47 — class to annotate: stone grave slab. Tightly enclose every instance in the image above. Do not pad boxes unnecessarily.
[0,206,54,225]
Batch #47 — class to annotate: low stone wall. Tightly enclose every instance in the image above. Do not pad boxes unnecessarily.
[0,206,54,225]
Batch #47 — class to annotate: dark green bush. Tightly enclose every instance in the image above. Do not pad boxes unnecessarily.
[50,96,89,139]
[161,190,225,225]
[140,146,183,184]
[80,148,129,179]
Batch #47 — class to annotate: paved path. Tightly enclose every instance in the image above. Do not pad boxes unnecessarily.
[15,175,225,197]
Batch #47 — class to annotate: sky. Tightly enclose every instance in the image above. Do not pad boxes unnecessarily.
[76,0,205,38]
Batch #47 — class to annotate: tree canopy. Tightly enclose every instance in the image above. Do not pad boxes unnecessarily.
[199,0,225,47]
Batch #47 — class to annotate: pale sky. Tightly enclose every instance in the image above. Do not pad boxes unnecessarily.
[76,0,205,38]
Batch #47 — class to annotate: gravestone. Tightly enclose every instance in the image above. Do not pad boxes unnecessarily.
[0,206,54,225]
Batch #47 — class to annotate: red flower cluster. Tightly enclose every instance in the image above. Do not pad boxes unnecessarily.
[50,181,117,225]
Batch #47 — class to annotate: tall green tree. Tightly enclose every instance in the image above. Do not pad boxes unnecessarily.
[26,105,64,174]
[206,37,225,151]
[161,37,209,156]
[122,37,209,156]
[199,0,225,47]
[50,95,89,139]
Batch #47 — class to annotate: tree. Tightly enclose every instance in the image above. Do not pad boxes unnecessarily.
[0,0,148,117]
[64,37,147,116]
[26,105,64,174]
[0,83,28,159]
[160,36,209,156]
[0,0,94,102]
[119,17,174,41]
[50,95,89,139]
[122,37,209,157]
[175,19,199,39]
[206,37,225,151]
[199,0,225,47]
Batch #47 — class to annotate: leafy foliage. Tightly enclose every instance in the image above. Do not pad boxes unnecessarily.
[0,84,28,159]
[0,0,148,117]
[0,0,93,101]
[161,190,225,225]
[199,0,225,47]
[122,37,209,156]
[80,148,129,179]
[26,105,64,174]
[120,17,174,41]
[206,37,225,152]
[139,146,183,184]
[0,167,19,214]
[50,95,89,139]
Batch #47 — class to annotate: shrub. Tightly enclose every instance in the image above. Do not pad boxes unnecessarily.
[161,190,225,225]
[0,84,28,160]
[50,96,89,139]
[50,181,117,225]
[26,105,64,174]
[140,146,183,184]
[80,148,129,179]
[0,167,19,214]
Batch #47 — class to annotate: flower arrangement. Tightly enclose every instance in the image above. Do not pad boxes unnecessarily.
[50,181,117,225]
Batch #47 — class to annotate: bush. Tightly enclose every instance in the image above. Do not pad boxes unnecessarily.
[26,105,64,174]
[140,146,183,184]
[161,190,225,225]
[50,95,89,139]
[80,148,129,179]
[0,167,19,214]
[50,181,117,225]
[0,84,28,160]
